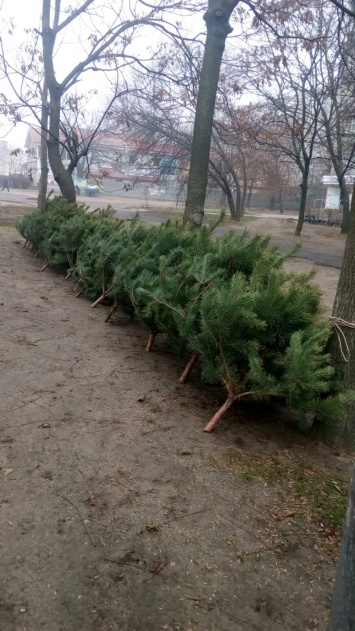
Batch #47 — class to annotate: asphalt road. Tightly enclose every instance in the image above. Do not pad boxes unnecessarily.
[0,188,344,269]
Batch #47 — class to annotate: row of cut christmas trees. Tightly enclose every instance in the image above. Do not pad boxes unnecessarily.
[17,196,352,432]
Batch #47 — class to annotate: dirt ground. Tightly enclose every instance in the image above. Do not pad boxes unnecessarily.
[0,207,352,631]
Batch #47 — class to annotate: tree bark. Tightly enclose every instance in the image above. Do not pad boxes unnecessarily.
[328,180,355,448]
[246,179,254,208]
[295,170,309,236]
[279,190,284,214]
[340,178,350,234]
[42,0,76,202]
[37,79,49,208]
[183,0,239,227]
[234,178,242,220]
[328,467,355,630]
[47,86,76,201]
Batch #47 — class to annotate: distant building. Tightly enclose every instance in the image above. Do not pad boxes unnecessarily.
[322,173,355,210]
[22,127,177,193]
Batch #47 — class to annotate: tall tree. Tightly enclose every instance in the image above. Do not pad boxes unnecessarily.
[183,0,239,226]
[182,0,318,227]
[315,3,355,234]
[241,26,325,236]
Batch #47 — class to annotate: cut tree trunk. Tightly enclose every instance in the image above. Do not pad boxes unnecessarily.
[146,330,158,352]
[105,300,118,323]
[204,395,236,432]
[179,354,198,384]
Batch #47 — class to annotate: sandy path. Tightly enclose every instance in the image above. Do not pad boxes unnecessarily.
[0,229,344,631]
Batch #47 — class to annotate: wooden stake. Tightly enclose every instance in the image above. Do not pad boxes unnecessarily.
[179,354,198,384]
[75,291,83,298]
[65,272,71,280]
[40,261,49,272]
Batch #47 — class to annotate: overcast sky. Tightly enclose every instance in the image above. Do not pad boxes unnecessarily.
[0,0,205,148]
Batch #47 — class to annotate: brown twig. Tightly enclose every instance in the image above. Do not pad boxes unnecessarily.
[219,513,265,543]
[104,558,145,571]
[55,493,96,547]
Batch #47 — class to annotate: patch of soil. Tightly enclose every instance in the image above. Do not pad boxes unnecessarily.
[0,225,351,631]
[0,205,34,227]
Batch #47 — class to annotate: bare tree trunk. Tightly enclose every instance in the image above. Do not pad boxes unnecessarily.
[340,178,350,234]
[241,184,247,216]
[327,180,355,448]
[235,179,242,220]
[219,190,226,207]
[328,468,355,630]
[47,86,76,201]
[42,0,76,203]
[183,0,238,227]
[279,190,284,214]
[226,186,237,220]
[37,79,49,208]
[246,179,254,208]
[295,170,309,237]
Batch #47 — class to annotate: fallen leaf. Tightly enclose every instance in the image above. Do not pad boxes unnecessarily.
[283,510,296,518]
[150,556,166,574]
[332,481,342,494]
[2,468,14,476]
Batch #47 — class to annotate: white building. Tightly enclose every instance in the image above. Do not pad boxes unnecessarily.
[322,174,355,210]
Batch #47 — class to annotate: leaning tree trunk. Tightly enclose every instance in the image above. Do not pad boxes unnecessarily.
[37,80,49,209]
[47,86,76,202]
[183,0,239,227]
[328,467,355,630]
[295,170,309,237]
[327,180,355,448]
[226,185,237,220]
[42,7,76,203]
